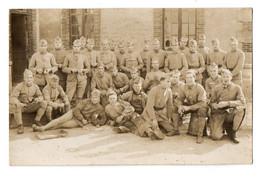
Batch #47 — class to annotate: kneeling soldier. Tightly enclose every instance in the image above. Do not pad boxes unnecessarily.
[209,69,246,143]
[176,70,208,143]
[10,69,47,134]
[42,75,70,122]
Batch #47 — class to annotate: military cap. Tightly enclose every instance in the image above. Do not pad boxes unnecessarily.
[106,88,117,97]
[91,89,101,97]
[230,37,238,44]
[171,37,179,44]
[221,69,232,76]
[86,39,94,44]
[211,39,219,44]
[39,39,48,45]
[171,69,181,76]
[198,34,206,40]
[189,39,197,46]
[23,69,33,76]
[208,63,218,70]
[54,37,62,43]
[153,38,160,44]
[180,35,188,42]
[186,69,196,78]
[50,75,59,82]
[73,39,81,46]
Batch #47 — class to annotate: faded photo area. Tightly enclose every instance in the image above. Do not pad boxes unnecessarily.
[9,8,252,165]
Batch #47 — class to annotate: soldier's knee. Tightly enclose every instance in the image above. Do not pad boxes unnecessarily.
[197,107,208,117]
[40,101,47,108]
[211,133,223,141]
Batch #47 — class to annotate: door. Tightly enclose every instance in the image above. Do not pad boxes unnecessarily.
[11,14,27,83]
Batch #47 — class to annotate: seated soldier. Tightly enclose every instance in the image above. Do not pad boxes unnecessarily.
[143,57,164,93]
[119,78,147,115]
[29,39,58,90]
[186,39,205,85]
[139,39,151,78]
[164,37,188,82]
[32,89,106,132]
[176,70,208,143]
[42,75,70,122]
[50,37,69,91]
[142,73,177,139]
[209,69,246,144]
[10,69,47,134]
[169,70,185,128]
[110,66,129,95]
[128,67,144,92]
[205,63,222,99]
[91,63,114,107]
[105,89,162,140]
[120,40,143,79]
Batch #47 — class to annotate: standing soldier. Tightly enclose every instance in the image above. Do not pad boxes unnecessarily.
[91,63,114,107]
[196,34,211,87]
[62,39,91,105]
[120,41,144,79]
[110,66,129,95]
[29,39,58,90]
[209,69,246,143]
[10,69,47,134]
[115,40,127,70]
[164,37,188,82]
[139,39,151,78]
[186,39,205,85]
[179,35,190,56]
[42,75,70,122]
[50,37,69,91]
[81,39,100,97]
[223,37,245,87]
[147,38,167,72]
[99,39,117,72]
[207,39,226,69]
[128,67,145,92]
[176,70,208,143]
[142,73,176,139]
[144,58,164,92]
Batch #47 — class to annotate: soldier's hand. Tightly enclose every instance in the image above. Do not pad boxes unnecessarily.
[211,103,219,110]
[36,68,43,74]
[218,101,229,108]
[82,119,88,125]
[152,119,159,130]
[78,69,83,74]
[178,106,184,115]
[183,106,190,112]
[58,64,63,68]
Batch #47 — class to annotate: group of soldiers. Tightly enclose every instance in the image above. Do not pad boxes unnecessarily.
[10,34,246,144]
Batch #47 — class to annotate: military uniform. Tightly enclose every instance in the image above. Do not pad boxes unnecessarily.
[224,49,245,87]
[115,51,126,71]
[91,72,114,107]
[147,49,167,72]
[112,72,129,95]
[10,82,47,126]
[120,51,144,79]
[209,82,246,141]
[164,51,188,81]
[205,75,222,98]
[140,50,151,78]
[99,50,117,71]
[42,83,70,121]
[50,49,69,90]
[62,52,90,102]
[142,84,175,136]
[29,52,58,89]
[176,83,208,137]
[143,69,164,92]
[197,46,210,87]
[186,51,205,84]
[207,49,226,68]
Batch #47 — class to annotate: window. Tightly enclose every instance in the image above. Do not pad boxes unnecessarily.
[69,9,95,45]
[164,8,197,44]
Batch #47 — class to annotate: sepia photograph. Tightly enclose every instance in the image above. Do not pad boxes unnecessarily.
[8,7,253,166]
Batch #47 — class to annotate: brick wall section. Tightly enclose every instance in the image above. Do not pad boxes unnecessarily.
[61,9,70,50]
[196,8,205,40]
[153,9,164,49]
[26,9,39,59]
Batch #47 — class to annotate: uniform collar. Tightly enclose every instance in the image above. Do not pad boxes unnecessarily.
[186,83,196,90]
[222,82,234,90]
